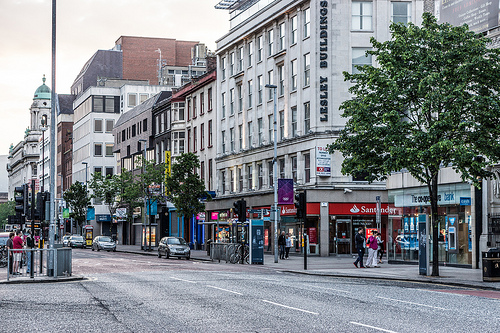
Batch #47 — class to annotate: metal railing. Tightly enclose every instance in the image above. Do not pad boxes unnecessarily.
[210,242,249,264]
[5,247,72,281]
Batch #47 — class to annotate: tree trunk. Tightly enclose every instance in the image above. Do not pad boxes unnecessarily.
[429,172,440,276]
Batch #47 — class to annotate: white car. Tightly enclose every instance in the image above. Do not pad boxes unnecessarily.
[62,235,71,247]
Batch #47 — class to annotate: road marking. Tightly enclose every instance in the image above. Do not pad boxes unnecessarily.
[262,300,319,315]
[207,285,243,295]
[376,296,448,310]
[350,322,398,333]
[170,277,196,284]
[307,285,351,293]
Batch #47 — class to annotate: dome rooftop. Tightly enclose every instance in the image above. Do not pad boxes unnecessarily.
[34,75,51,100]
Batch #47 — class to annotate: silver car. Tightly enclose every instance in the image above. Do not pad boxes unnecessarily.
[92,236,116,252]
[158,237,190,260]
[62,235,71,247]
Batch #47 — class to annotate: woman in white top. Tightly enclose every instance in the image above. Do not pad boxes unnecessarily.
[285,233,292,259]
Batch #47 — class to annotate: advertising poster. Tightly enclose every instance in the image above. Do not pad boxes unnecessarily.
[435,0,500,33]
[278,179,294,205]
[315,146,331,176]
[308,227,318,244]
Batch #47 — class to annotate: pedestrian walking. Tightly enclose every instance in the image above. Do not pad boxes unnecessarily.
[353,227,365,268]
[365,230,379,268]
[6,232,14,275]
[278,231,286,260]
[377,232,384,264]
[285,233,292,259]
[12,230,24,275]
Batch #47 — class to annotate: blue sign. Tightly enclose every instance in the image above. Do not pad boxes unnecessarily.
[147,200,157,215]
[460,197,471,206]
[96,214,111,222]
[86,207,95,221]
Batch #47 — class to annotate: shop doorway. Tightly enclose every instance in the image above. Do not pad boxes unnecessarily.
[336,219,351,254]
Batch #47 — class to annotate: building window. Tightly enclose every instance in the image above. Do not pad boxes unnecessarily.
[142,119,147,132]
[279,111,284,140]
[304,53,310,86]
[268,160,274,187]
[200,123,205,150]
[105,143,113,157]
[208,88,213,111]
[230,169,235,192]
[248,41,253,67]
[221,57,226,80]
[193,96,197,118]
[238,46,243,72]
[258,163,263,189]
[291,106,297,137]
[279,22,285,51]
[187,129,191,152]
[187,100,191,121]
[257,75,263,104]
[230,52,235,76]
[258,118,263,145]
[200,161,205,180]
[94,119,103,133]
[208,159,213,190]
[200,92,204,115]
[140,94,148,104]
[352,48,372,74]
[248,165,253,190]
[238,124,243,150]
[222,130,226,153]
[238,85,243,112]
[230,88,235,115]
[121,130,125,142]
[304,8,310,38]
[105,120,113,133]
[291,15,298,45]
[208,120,213,146]
[291,59,297,91]
[392,1,411,24]
[179,132,185,153]
[248,80,253,108]
[193,126,197,152]
[268,114,273,143]
[278,65,284,96]
[279,158,285,179]
[128,94,137,107]
[352,1,373,31]
[221,170,226,194]
[230,127,235,152]
[291,156,297,183]
[238,167,243,192]
[268,29,274,56]
[94,143,103,157]
[257,35,263,62]
[304,153,311,183]
[268,70,274,101]
[221,92,226,118]
[248,121,253,147]
[304,102,311,133]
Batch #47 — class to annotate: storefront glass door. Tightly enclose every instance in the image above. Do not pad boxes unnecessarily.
[336,219,351,254]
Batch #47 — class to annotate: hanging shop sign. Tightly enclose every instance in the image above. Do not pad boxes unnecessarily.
[316,146,331,176]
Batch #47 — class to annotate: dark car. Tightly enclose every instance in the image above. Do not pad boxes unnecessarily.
[92,236,116,252]
[68,235,86,248]
[158,237,190,260]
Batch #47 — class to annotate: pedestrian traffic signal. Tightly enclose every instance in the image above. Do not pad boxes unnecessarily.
[35,191,50,221]
[294,191,306,219]
[233,199,247,222]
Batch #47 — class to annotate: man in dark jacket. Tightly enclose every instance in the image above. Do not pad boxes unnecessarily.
[278,231,286,260]
[353,227,365,268]
[6,232,14,274]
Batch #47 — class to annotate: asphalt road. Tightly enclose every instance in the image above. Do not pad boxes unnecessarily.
[0,249,499,333]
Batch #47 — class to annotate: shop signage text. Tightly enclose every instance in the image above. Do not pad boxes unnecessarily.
[329,203,400,216]
[319,0,328,122]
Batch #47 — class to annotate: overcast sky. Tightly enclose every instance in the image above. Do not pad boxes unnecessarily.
[0,0,229,155]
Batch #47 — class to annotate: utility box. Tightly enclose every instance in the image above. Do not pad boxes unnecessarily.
[482,249,500,282]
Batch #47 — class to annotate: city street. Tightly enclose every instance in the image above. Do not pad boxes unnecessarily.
[0,250,499,332]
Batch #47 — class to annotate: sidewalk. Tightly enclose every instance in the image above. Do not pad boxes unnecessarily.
[116,244,500,290]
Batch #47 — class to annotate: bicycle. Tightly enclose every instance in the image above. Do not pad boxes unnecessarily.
[0,246,8,268]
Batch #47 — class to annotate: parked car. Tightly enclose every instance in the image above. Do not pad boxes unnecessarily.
[62,235,71,247]
[158,237,190,260]
[68,235,86,248]
[92,236,116,252]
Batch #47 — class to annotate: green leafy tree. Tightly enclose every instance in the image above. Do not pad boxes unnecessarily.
[165,153,209,242]
[63,182,91,235]
[328,13,500,276]
[0,201,15,229]
[116,169,143,244]
[89,172,121,235]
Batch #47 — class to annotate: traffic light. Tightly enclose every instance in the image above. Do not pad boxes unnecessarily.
[233,199,247,222]
[25,187,32,220]
[14,186,25,215]
[295,191,306,219]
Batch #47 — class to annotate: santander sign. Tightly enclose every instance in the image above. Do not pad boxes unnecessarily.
[330,203,399,215]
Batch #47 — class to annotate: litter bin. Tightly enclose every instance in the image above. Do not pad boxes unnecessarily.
[206,239,212,256]
[482,248,500,282]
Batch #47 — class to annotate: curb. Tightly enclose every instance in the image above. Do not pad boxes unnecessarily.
[0,275,86,285]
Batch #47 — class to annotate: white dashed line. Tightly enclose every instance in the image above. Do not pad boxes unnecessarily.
[207,285,243,295]
[376,296,449,310]
[170,277,197,284]
[350,322,399,333]
[262,300,319,315]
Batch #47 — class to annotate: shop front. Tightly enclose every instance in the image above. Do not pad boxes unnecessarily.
[388,183,472,266]
[328,203,394,255]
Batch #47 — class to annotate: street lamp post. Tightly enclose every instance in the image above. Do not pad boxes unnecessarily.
[139,139,149,251]
[265,84,279,263]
